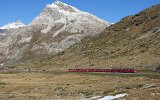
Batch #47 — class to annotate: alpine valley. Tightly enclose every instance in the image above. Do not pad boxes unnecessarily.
[0,1,160,100]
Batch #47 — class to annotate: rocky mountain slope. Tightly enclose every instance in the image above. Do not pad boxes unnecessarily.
[0,29,7,36]
[0,1,110,64]
[23,4,160,71]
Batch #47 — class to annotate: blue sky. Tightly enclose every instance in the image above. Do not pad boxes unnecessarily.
[0,0,159,26]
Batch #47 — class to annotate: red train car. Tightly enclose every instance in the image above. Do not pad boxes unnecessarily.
[68,68,137,73]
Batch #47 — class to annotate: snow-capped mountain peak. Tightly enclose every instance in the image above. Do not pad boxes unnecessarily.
[0,20,25,29]
[47,1,80,13]
[31,1,110,34]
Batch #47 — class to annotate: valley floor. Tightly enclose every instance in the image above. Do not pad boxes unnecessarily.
[0,71,160,100]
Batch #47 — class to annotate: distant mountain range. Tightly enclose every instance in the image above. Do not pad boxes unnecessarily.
[0,20,25,30]
[0,20,25,36]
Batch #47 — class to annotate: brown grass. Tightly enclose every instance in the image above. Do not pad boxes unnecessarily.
[0,72,160,100]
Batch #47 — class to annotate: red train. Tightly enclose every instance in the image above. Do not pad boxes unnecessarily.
[68,68,137,73]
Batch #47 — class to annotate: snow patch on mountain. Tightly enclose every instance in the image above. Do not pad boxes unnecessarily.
[0,20,25,29]
[48,1,81,13]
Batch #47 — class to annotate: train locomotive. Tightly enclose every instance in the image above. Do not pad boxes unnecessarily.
[68,68,137,73]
